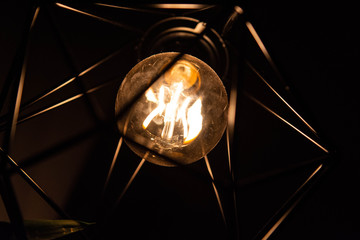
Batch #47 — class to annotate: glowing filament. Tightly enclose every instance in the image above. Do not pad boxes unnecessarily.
[143,86,165,129]
[184,99,202,144]
[142,83,203,144]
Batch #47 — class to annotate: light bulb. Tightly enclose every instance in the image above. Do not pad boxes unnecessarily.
[115,52,228,166]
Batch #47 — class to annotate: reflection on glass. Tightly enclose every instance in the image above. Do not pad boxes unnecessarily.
[115,52,228,166]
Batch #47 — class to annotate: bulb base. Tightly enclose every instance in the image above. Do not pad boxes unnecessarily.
[137,17,229,79]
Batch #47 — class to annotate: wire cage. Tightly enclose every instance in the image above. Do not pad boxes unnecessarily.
[0,2,333,240]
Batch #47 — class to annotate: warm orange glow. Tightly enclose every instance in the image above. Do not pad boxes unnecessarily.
[115,52,228,166]
[142,61,203,144]
[183,99,202,144]
[164,60,200,89]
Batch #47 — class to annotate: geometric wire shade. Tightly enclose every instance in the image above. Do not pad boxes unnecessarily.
[0,3,332,240]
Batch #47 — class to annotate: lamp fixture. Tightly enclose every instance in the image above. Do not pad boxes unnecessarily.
[115,52,228,166]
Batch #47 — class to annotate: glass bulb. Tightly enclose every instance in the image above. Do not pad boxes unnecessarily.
[115,52,228,166]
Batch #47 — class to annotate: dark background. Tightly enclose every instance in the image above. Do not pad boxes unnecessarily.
[0,1,359,239]
[244,1,360,239]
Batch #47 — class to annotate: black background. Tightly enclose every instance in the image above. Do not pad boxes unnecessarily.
[244,1,360,239]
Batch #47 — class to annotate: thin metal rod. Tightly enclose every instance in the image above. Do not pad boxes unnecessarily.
[258,164,324,240]
[245,21,286,87]
[245,92,329,153]
[94,3,174,16]
[0,4,40,240]
[20,45,127,112]
[25,76,75,110]
[12,79,115,127]
[102,137,123,197]
[120,134,220,188]
[204,155,227,227]
[114,152,148,207]
[55,3,143,34]
[30,5,40,29]
[226,54,241,240]
[238,155,327,187]
[226,129,240,240]
[226,128,233,178]
[0,40,133,127]
[181,5,217,16]
[247,62,318,136]
[45,4,104,123]
[227,84,238,147]
[221,6,244,37]
[262,197,302,240]
[0,148,69,219]
[0,6,35,116]
[7,127,101,175]
[2,5,40,149]
[6,54,27,150]
[0,5,39,115]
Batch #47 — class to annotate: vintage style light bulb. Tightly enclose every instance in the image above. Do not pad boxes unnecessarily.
[115,52,228,166]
